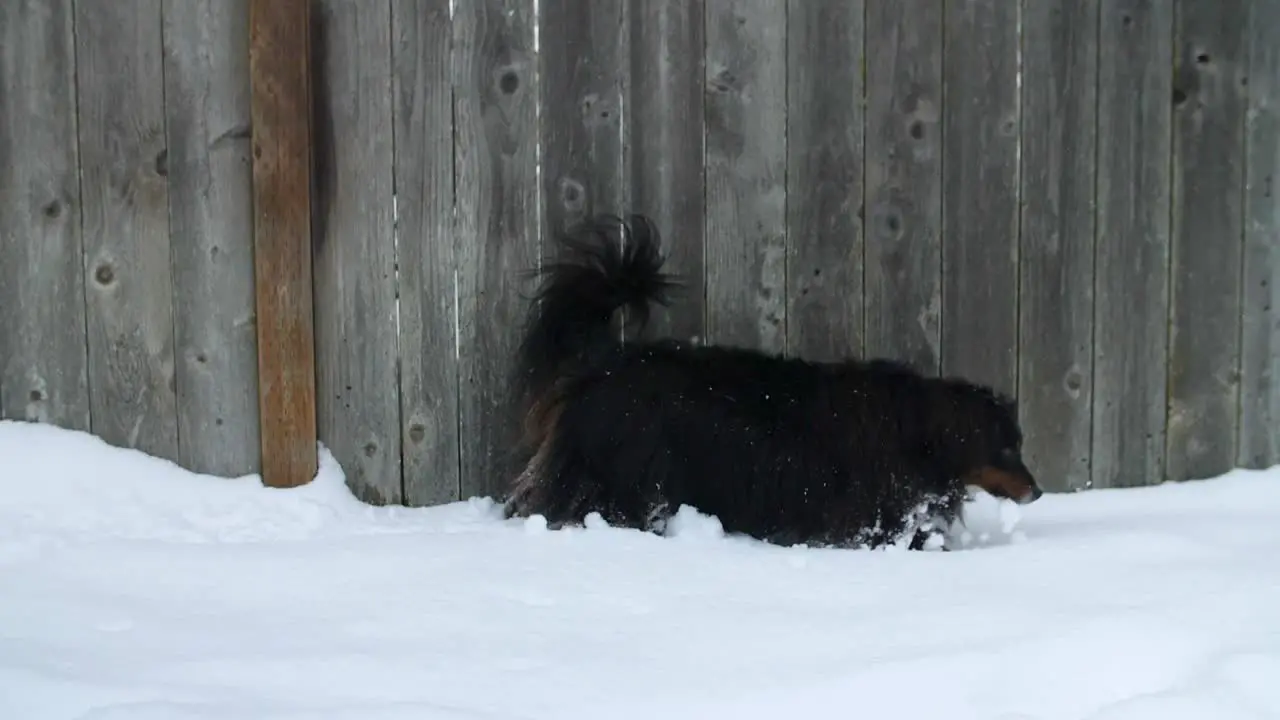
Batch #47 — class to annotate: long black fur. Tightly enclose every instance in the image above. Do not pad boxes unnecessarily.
[504,214,1041,550]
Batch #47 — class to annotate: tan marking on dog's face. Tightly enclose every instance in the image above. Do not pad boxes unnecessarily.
[967,465,1043,505]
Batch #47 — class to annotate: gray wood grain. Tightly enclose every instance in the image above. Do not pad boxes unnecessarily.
[1017,0,1099,493]
[1093,0,1174,489]
[785,0,863,362]
[0,0,90,431]
[392,0,459,506]
[454,0,540,501]
[74,0,179,460]
[940,0,1020,396]
[864,0,943,374]
[1167,0,1249,482]
[539,0,628,238]
[704,0,787,354]
[162,0,260,478]
[628,0,706,343]
[1240,0,1280,469]
[311,0,402,504]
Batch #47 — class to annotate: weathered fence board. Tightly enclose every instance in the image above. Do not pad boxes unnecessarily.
[784,0,864,362]
[539,0,628,242]
[454,0,540,501]
[863,0,943,374]
[8,1,1280,502]
[74,0,179,459]
[940,0,1020,396]
[628,0,706,343]
[1093,0,1174,489]
[703,0,787,353]
[163,0,260,478]
[392,0,458,506]
[248,0,318,489]
[1017,0,1099,493]
[311,0,402,504]
[1240,0,1280,469]
[1167,0,1249,482]
[0,0,90,431]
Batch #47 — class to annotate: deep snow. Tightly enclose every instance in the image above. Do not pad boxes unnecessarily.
[1,418,1278,719]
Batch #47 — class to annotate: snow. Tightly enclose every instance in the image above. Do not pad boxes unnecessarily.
[2,419,1279,720]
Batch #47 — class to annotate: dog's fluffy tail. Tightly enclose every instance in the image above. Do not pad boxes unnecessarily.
[514,214,676,408]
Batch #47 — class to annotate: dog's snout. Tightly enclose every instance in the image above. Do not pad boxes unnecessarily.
[1021,483,1044,504]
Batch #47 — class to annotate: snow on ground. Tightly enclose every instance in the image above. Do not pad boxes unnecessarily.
[1,419,1279,720]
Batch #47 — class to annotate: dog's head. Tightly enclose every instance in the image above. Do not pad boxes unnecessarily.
[924,381,1042,505]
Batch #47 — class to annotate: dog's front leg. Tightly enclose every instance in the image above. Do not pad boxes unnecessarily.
[907,526,949,551]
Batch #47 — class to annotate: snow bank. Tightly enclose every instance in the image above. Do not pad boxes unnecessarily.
[1,419,1278,719]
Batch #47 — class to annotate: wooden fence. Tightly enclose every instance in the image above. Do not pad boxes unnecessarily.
[2,0,1276,507]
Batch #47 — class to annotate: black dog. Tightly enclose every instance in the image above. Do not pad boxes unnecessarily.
[503,214,1042,550]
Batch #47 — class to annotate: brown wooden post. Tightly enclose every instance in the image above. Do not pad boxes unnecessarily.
[248,0,318,488]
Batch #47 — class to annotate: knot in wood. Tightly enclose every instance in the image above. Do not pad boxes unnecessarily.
[558,177,586,212]
[1063,369,1084,394]
[94,264,115,286]
[409,423,427,443]
[708,68,738,95]
[499,69,520,95]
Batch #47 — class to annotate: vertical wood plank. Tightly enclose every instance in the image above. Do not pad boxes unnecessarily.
[0,0,90,430]
[704,0,787,353]
[164,0,260,477]
[864,0,943,373]
[1018,0,1099,493]
[1093,0,1174,488]
[539,0,628,239]
[629,0,706,343]
[1240,0,1280,469]
[454,0,540,501]
[249,0,318,489]
[1167,0,1249,482]
[941,0,1020,395]
[392,0,458,506]
[785,0,864,362]
[311,0,401,504]
[74,0,179,459]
